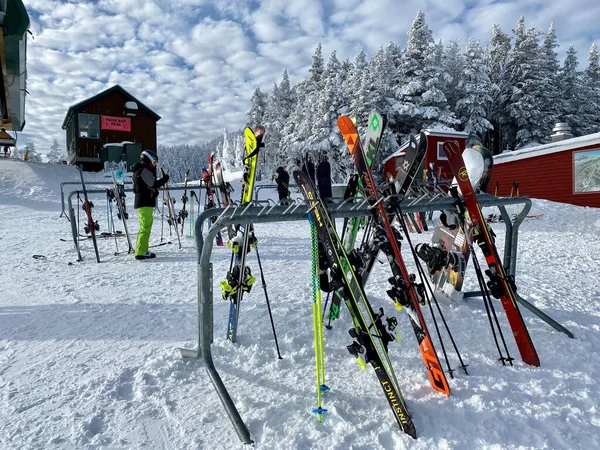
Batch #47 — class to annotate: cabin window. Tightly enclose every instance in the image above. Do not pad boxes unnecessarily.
[78,113,100,139]
[437,142,447,160]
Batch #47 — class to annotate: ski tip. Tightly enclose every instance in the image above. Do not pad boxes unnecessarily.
[336,115,355,134]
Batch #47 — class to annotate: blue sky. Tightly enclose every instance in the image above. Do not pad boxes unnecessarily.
[18,0,600,156]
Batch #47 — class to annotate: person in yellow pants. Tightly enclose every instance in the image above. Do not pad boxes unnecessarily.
[132,150,169,260]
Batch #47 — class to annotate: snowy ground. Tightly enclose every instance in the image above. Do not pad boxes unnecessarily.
[1,158,599,450]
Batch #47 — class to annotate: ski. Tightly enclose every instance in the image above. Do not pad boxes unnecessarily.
[338,115,451,396]
[161,168,182,250]
[295,170,416,439]
[443,140,540,367]
[214,160,236,240]
[179,169,190,235]
[111,169,134,253]
[203,160,223,246]
[327,112,387,324]
[77,166,100,263]
[223,126,265,343]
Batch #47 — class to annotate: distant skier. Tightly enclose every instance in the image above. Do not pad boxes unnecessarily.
[274,166,290,204]
[132,150,169,260]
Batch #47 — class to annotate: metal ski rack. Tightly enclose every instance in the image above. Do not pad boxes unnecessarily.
[65,185,206,259]
[181,192,573,444]
[60,180,133,220]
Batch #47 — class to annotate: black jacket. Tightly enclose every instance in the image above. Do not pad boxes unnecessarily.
[275,168,290,195]
[132,162,168,209]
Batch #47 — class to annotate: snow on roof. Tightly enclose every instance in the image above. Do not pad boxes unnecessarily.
[102,141,135,147]
[424,128,469,138]
[494,132,600,164]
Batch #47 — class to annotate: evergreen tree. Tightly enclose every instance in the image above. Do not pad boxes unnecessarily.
[487,24,513,153]
[246,87,266,126]
[456,39,493,143]
[393,11,457,133]
[47,139,63,163]
[24,141,42,162]
[309,42,324,83]
[281,43,327,169]
[579,43,600,135]
[508,17,548,147]
[539,24,561,133]
[278,69,295,120]
[558,45,583,134]
[442,40,466,113]
[348,49,367,119]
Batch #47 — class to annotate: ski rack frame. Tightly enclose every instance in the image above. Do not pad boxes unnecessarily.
[181,193,573,444]
[65,186,207,259]
[60,181,133,220]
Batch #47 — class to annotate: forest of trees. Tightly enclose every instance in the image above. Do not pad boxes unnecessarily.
[161,12,599,184]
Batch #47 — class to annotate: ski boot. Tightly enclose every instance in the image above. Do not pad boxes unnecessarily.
[84,221,100,234]
[241,266,256,293]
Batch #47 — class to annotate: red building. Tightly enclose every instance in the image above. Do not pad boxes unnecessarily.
[62,85,161,171]
[489,132,600,208]
[383,129,468,181]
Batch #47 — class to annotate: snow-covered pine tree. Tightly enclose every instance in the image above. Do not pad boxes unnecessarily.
[488,24,513,153]
[262,69,297,176]
[24,142,42,162]
[47,139,63,163]
[281,43,326,170]
[508,16,548,148]
[558,45,583,135]
[456,38,493,144]
[442,40,466,113]
[348,48,367,120]
[247,87,266,127]
[579,43,600,135]
[538,24,561,135]
[392,11,458,134]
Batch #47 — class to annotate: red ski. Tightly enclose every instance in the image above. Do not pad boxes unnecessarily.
[443,140,540,367]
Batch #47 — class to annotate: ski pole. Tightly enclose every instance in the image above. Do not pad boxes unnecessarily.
[253,240,282,359]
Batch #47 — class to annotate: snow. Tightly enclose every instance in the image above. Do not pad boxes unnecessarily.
[103,141,135,148]
[1,158,600,449]
[494,132,600,165]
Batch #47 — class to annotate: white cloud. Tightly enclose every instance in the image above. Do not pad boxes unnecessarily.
[14,0,600,157]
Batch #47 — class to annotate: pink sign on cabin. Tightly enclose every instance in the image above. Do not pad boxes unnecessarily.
[101,115,131,132]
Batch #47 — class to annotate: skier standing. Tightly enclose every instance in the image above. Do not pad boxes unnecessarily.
[274,166,290,204]
[132,150,169,260]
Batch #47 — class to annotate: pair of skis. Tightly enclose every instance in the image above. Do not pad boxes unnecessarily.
[225,126,265,343]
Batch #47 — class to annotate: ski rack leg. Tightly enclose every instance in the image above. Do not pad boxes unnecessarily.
[67,192,82,261]
[179,213,252,444]
[461,197,574,339]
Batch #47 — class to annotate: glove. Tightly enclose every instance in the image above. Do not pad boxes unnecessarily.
[162,173,170,183]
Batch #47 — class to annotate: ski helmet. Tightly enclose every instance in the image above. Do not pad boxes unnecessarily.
[141,150,158,165]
